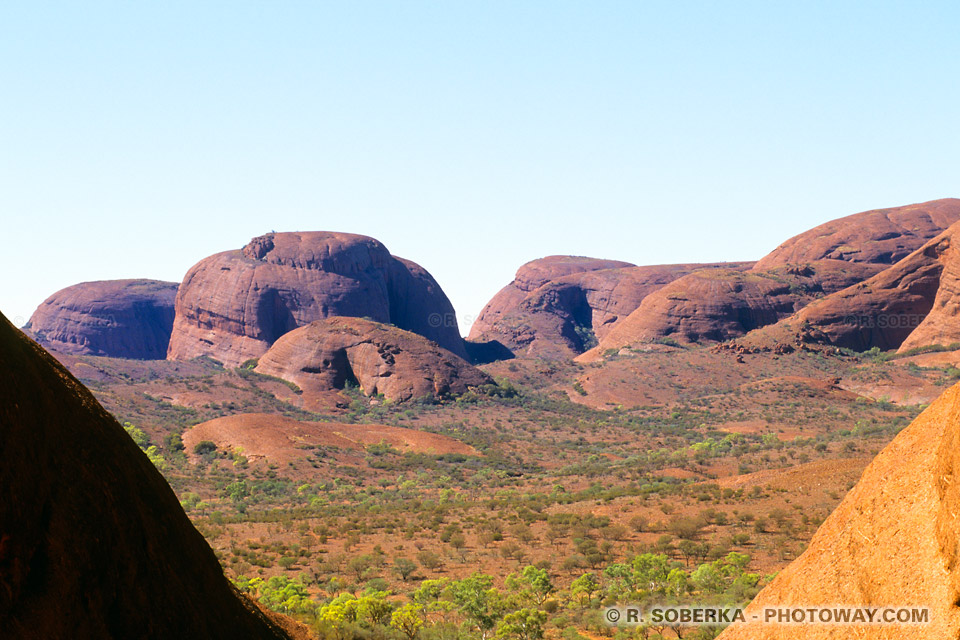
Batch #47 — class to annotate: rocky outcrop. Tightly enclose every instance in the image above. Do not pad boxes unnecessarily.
[588,260,879,353]
[718,382,960,639]
[744,223,960,353]
[582,200,960,356]
[255,317,491,403]
[0,312,297,639]
[754,198,960,270]
[469,256,753,358]
[27,279,178,359]
[168,232,466,367]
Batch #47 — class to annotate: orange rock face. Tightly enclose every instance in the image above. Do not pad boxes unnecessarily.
[255,316,491,404]
[469,256,752,358]
[168,232,466,367]
[0,312,294,639]
[754,198,960,270]
[27,279,178,359]
[718,382,960,640]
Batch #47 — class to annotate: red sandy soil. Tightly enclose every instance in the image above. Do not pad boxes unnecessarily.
[840,362,952,405]
[718,457,870,491]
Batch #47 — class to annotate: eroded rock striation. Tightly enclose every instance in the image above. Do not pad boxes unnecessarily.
[718,382,960,639]
[0,312,298,639]
[27,279,178,359]
[255,316,491,403]
[167,232,466,367]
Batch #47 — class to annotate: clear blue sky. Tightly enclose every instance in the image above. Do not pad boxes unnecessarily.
[2,1,958,334]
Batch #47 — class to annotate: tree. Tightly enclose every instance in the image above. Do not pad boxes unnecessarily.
[668,516,705,540]
[391,603,425,640]
[356,591,393,627]
[496,608,547,640]
[193,440,217,455]
[414,579,458,629]
[506,566,555,606]
[394,557,418,581]
[347,554,375,581]
[123,422,150,448]
[629,515,648,533]
[448,573,506,640]
[418,548,443,571]
[450,532,468,560]
[629,553,684,595]
[319,593,359,626]
[570,573,599,608]
[665,568,689,599]
[500,542,527,565]
[677,540,710,566]
[690,564,723,594]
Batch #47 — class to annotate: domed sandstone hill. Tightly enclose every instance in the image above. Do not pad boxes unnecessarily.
[743,222,960,353]
[584,200,960,356]
[27,279,178,359]
[718,382,960,639]
[0,312,302,639]
[167,232,466,367]
[255,316,491,404]
[469,256,753,358]
[754,198,960,270]
[586,260,879,354]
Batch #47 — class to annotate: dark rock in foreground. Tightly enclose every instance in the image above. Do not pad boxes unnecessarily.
[0,312,298,639]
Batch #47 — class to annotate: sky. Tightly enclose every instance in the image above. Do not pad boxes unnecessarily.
[2,1,958,334]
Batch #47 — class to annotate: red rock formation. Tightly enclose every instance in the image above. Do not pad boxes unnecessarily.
[584,200,960,356]
[718,382,960,639]
[898,229,960,352]
[744,224,960,352]
[754,198,960,270]
[588,260,878,353]
[0,312,298,639]
[469,256,753,358]
[255,317,491,404]
[27,279,178,359]
[168,232,466,367]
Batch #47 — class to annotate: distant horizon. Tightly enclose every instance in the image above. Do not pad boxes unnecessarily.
[3,3,958,333]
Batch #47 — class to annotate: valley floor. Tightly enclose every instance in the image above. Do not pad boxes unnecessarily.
[59,344,955,639]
